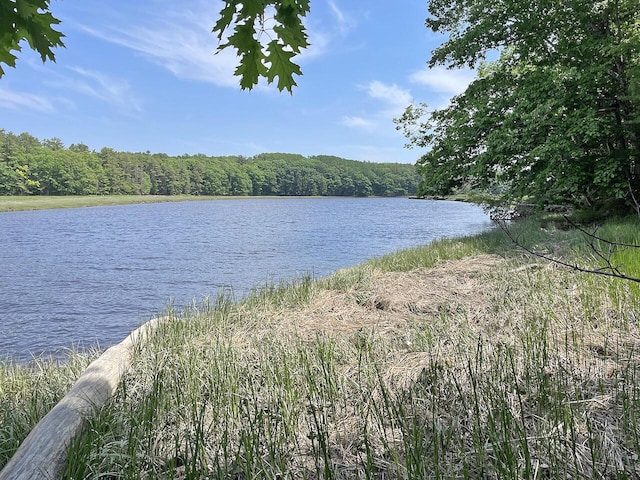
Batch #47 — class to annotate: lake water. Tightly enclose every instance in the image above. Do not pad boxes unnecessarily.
[0,197,493,362]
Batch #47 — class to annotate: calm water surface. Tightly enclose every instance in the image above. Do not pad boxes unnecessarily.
[0,197,492,362]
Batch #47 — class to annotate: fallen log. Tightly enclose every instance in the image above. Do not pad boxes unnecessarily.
[0,317,164,480]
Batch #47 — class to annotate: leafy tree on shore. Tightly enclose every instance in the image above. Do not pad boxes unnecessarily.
[396,0,640,212]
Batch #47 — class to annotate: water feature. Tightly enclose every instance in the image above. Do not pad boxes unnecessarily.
[0,197,492,361]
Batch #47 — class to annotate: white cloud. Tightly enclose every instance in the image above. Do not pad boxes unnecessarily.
[341,116,376,131]
[63,67,143,114]
[328,1,352,35]
[0,87,55,112]
[365,81,412,109]
[299,30,331,61]
[409,66,476,96]
[80,1,360,86]
[79,6,239,87]
[340,81,412,133]
[328,1,346,24]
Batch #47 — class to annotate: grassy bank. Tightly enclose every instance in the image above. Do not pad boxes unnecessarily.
[2,215,639,478]
[0,195,256,213]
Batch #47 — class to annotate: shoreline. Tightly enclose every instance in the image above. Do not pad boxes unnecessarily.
[0,194,416,213]
[0,195,270,213]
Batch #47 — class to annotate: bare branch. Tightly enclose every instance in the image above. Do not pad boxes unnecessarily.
[562,215,640,249]
[496,219,640,284]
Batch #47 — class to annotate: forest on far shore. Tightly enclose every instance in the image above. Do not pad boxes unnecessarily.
[0,131,419,197]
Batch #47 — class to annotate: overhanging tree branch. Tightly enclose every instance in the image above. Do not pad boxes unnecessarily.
[496,218,640,284]
[0,0,65,77]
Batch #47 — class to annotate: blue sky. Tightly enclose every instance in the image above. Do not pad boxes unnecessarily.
[0,0,475,164]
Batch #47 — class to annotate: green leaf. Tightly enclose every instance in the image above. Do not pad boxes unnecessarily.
[212,0,308,92]
[235,43,268,90]
[15,0,38,18]
[212,1,240,41]
[225,21,259,55]
[240,0,271,18]
[273,12,308,53]
[272,24,308,53]
[0,0,64,77]
[0,43,20,68]
[265,40,301,93]
[280,0,310,15]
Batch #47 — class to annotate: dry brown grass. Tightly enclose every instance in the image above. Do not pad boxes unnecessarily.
[233,254,502,345]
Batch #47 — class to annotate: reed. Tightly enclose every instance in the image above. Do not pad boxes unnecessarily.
[0,350,97,467]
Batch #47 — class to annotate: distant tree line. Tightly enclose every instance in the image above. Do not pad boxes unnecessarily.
[0,131,418,197]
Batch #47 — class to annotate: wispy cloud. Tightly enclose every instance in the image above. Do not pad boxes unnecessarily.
[328,1,351,34]
[79,1,359,86]
[0,87,55,112]
[61,67,143,114]
[409,66,476,96]
[79,6,239,87]
[365,81,412,110]
[340,115,376,131]
[302,0,359,61]
[341,81,412,133]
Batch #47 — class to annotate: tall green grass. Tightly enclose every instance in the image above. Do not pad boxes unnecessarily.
[0,351,96,467]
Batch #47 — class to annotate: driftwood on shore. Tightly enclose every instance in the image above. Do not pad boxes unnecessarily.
[0,317,163,480]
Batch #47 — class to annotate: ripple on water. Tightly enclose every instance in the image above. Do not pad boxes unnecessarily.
[0,198,492,362]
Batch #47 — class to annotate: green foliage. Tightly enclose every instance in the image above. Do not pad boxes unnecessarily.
[0,0,65,76]
[0,0,310,89]
[0,130,419,198]
[213,0,310,92]
[399,0,640,212]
